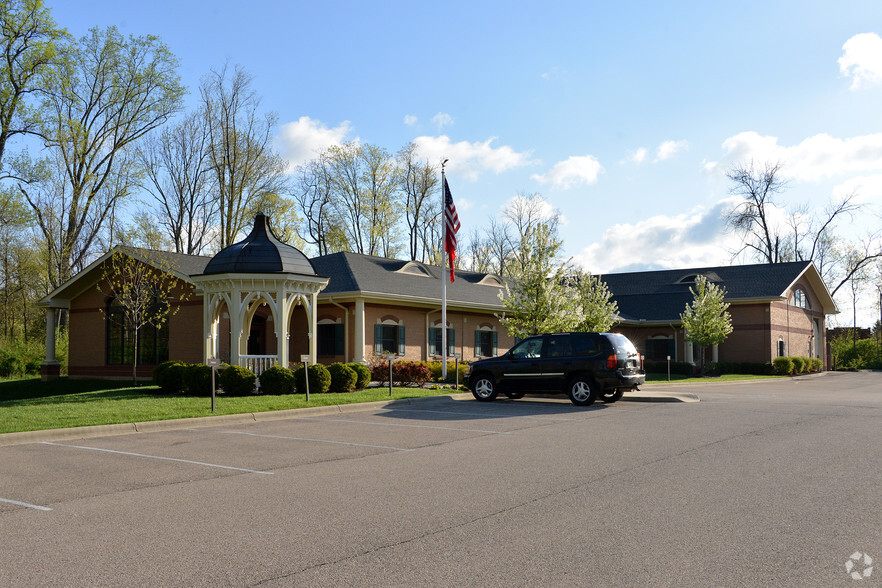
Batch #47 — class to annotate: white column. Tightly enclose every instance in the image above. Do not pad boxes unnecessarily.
[309,291,318,364]
[685,340,694,365]
[354,298,365,363]
[202,294,212,363]
[230,289,242,368]
[44,308,57,363]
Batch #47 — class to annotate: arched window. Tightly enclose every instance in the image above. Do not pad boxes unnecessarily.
[105,295,169,366]
[791,288,811,310]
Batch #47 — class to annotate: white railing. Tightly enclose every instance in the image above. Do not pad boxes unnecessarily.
[240,355,278,377]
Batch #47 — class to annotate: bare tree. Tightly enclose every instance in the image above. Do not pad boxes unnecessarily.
[397,142,439,262]
[293,154,336,256]
[725,161,789,263]
[200,62,288,248]
[138,111,215,255]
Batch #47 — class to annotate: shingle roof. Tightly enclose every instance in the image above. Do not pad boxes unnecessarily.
[601,261,813,321]
[310,252,507,307]
[202,214,316,276]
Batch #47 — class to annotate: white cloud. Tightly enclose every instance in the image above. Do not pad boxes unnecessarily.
[531,154,603,189]
[403,114,418,126]
[276,116,353,171]
[412,135,535,180]
[705,130,882,181]
[655,139,689,162]
[839,33,882,90]
[432,112,454,129]
[627,147,648,164]
[574,199,742,274]
[832,174,882,205]
[456,197,475,212]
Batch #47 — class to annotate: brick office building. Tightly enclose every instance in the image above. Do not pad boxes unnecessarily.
[37,216,838,380]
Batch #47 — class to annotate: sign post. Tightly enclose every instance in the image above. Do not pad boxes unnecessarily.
[453,353,462,389]
[206,357,220,413]
[301,355,311,402]
[666,355,671,382]
[386,353,396,397]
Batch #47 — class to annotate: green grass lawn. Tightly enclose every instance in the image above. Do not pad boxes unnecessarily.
[0,377,463,434]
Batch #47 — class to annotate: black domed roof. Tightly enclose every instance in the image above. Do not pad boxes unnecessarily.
[203,214,316,275]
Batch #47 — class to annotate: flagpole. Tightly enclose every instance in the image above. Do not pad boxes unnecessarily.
[441,159,449,381]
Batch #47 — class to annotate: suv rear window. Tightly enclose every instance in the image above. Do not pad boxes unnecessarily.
[606,333,638,355]
[571,333,602,356]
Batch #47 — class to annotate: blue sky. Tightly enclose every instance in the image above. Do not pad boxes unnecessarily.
[53,0,882,324]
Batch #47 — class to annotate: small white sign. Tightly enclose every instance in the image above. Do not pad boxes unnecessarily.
[206,357,219,367]
[386,354,396,361]
[300,355,310,363]
[453,353,462,359]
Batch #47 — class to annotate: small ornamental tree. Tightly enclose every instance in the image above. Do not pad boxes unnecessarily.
[680,275,733,375]
[98,249,190,385]
[571,270,620,332]
[497,223,580,338]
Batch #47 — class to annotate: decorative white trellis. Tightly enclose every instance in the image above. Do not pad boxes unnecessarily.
[192,273,328,370]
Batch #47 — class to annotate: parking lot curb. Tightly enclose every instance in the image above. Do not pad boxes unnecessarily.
[621,390,700,403]
[0,390,694,447]
[0,394,471,447]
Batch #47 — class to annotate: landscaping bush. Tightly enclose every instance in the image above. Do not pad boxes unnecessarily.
[372,361,432,387]
[347,362,371,389]
[809,357,823,372]
[0,348,22,378]
[426,360,469,383]
[832,337,879,370]
[182,363,213,396]
[791,356,807,374]
[218,365,256,396]
[710,362,775,376]
[643,360,695,375]
[327,362,357,392]
[258,365,296,395]
[154,361,186,393]
[772,356,794,376]
[294,364,331,394]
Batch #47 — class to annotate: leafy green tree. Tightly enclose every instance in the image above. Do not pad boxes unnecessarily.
[679,275,733,374]
[571,270,620,332]
[18,26,185,290]
[497,222,580,338]
[0,0,67,175]
[98,248,190,385]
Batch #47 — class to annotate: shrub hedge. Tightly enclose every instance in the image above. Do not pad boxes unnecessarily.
[182,363,213,396]
[294,364,332,394]
[219,365,256,396]
[258,365,296,395]
[327,362,357,392]
[348,362,371,389]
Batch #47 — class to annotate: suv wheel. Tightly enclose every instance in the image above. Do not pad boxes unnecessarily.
[471,375,498,401]
[567,376,597,406]
[599,389,624,403]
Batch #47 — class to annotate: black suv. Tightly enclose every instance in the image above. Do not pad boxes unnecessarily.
[466,332,645,406]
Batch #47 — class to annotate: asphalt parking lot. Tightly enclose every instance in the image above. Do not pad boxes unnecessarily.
[1,372,880,587]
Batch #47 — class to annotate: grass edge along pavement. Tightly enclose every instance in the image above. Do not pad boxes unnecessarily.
[0,373,776,442]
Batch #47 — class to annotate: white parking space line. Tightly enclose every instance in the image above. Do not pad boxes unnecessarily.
[0,498,52,512]
[293,416,511,435]
[41,442,273,475]
[386,407,578,421]
[205,430,415,451]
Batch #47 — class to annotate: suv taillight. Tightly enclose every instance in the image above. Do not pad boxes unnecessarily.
[606,354,617,369]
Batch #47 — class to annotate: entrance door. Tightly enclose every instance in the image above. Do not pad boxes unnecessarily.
[248,316,266,355]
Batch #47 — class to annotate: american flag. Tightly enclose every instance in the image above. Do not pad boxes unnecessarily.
[443,176,460,282]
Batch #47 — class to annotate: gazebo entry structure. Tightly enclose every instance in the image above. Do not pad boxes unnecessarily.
[192,214,329,373]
